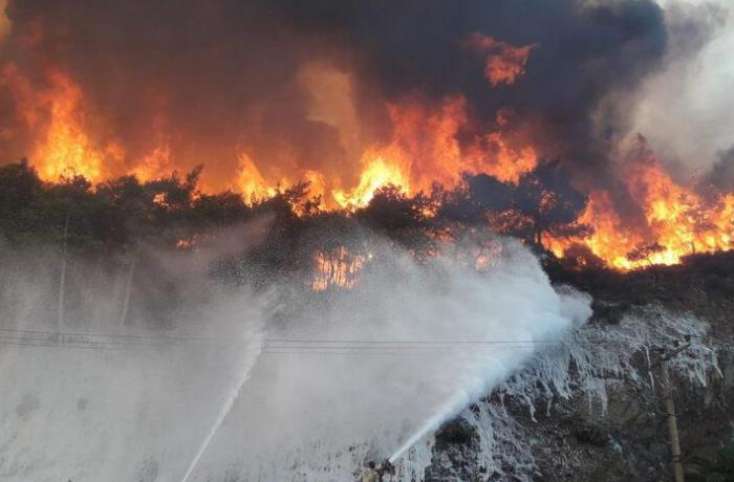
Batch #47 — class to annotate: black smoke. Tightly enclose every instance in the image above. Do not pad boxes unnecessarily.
[0,0,676,202]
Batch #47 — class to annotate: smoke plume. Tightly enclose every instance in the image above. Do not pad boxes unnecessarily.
[0,0,672,192]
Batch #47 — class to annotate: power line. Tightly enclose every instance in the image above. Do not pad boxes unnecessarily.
[0,326,569,354]
[0,339,564,354]
[265,339,562,345]
[0,326,226,344]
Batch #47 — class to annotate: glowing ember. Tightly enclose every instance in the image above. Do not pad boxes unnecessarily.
[176,238,195,250]
[465,33,536,87]
[312,247,366,291]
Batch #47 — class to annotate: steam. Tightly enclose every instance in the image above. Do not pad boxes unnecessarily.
[0,222,271,482]
[187,238,591,479]
[0,280,267,482]
[0,233,590,481]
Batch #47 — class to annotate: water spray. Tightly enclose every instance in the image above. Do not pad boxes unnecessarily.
[180,334,263,482]
[388,393,468,464]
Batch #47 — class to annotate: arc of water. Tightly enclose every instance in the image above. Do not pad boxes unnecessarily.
[180,334,263,482]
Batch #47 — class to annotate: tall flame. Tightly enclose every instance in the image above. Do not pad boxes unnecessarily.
[236,152,280,202]
[2,53,731,272]
[11,68,118,182]
[3,66,184,184]
[333,155,410,209]
[233,96,536,210]
[546,153,734,270]
[465,33,536,87]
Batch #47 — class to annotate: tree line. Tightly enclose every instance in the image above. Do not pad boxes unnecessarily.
[0,158,590,267]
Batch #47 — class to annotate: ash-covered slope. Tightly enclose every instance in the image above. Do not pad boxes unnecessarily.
[420,305,732,482]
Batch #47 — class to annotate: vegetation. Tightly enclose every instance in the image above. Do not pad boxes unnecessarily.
[0,158,588,260]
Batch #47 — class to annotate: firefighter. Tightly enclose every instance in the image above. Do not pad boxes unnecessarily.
[377,459,395,481]
[360,461,379,482]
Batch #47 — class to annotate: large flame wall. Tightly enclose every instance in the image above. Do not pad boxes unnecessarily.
[0,0,731,271]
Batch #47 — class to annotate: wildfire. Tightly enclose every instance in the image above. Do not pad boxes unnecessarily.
[0,0,10,44]
[333,155,410,210]
[236,152,281,202]
[3,67,114,182]
[2,66,180,184]
[465,33,536,87]
[232,95,536,210]
[2,50,732,273]
[312,246,367,291]
[545,149,734,270]
[132,144,173,183]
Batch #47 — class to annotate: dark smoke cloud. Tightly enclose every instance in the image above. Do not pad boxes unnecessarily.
[271,1,667,160]
[0,0,672,197]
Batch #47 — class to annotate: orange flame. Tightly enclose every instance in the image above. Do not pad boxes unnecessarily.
[546,152,734,270]
[333,155,410,209]
[236,152,281,202]
[25,69,117,182]
[132,144,173,183]
[312,246,367,291]
[0,0,10,44]
[466,33,536,87]
[4,60,730,272]
[2,66,180,183]
[232,96,536,210]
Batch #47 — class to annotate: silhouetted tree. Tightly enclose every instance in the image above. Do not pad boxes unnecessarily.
[356,185,433,254]
[513,161,589,248]
[435,174,513,226]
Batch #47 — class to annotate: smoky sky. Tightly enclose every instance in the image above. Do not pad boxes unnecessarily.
[706,145,734,193]
[1,0,672,194]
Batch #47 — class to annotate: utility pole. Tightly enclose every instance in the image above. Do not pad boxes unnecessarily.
[655,341,690,482]
[660,358,684,482]
[120,256,136,327]
[58,212,69,332]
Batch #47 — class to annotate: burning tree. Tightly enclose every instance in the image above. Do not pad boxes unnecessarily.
[513,161,590,249]
[436,163,589,251]
[356,185,434,255]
